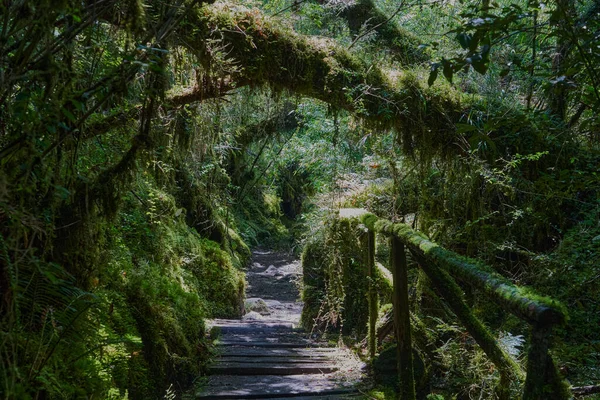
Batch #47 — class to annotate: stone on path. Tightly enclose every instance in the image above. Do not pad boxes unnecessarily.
[264,265,280,276]
[242,311,264,321]
[244,298,270,315]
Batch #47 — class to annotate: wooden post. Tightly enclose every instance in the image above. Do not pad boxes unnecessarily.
[523,324,551,400]
[391,236,416,400]
[523,324,570,400]
[366,229,377,359]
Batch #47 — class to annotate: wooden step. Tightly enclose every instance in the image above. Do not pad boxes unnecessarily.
[213,326,301,334]
[209,361,339,375]
[215,330,308,339]
[216,341,331,348]
[218,356,335,363]
[264,394,362,400]
[197,390,360,399]
[196,375,359,399]
[263,395,362,400]
[210,320,299,330]
[217,347,340,357]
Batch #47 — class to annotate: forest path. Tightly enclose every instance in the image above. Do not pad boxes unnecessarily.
[196,249,365,399]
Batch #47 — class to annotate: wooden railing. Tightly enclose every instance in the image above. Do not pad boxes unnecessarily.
[337,208,570,400]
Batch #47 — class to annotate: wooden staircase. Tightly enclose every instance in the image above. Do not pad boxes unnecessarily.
[195,250,363,400]
[196,319,362,399]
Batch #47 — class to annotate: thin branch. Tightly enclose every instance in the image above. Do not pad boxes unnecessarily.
[273,0,309,17]
[348,2,405,49]
[567,103,588,129]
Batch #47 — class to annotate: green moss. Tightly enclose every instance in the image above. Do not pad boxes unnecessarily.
[374,262,393,303]
[372,345,428,393]
[87,178,247,397]
[235,190,292,247]
[181,3,473,160]
[372,217,567,326]
[194,238,246,317]
[300,216,369,335]
[360,212,379,231]
[300,239,329,331]
[342,0,428,65]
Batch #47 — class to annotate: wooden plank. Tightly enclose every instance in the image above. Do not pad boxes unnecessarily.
[218,335,315,347]
[215,328,304,336]
[197,388,359,399]
[210,319,296,325]
[197,374,355,393]
[217,356,335,363]
[209,320,297,329]
[265,395,362,400]
[217,332,310,339]
[217,347,340,357]
[209,362,339,375]
[216,341,332,348]
[217,336,311,343]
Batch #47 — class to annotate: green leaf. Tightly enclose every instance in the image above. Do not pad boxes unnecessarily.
[456,123,479,133]
[71,99,84,111]
[456,33,472,50]
[480,44,491,60]
[442,59,453,83]
[472,59,488,74]
[469,31,481,52]
[61,107,77,122]
[428,63,440,86]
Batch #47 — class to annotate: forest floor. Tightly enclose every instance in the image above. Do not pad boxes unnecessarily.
[195,249,365,399]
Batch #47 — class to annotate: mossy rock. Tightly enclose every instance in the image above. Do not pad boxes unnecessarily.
[245,298,270,314]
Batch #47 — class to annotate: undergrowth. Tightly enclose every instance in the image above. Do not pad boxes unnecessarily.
[1,174,248,398]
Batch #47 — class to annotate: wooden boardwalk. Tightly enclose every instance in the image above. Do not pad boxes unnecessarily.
[196,251,364,399]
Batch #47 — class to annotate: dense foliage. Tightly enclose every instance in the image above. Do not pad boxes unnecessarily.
[1,0,598,398]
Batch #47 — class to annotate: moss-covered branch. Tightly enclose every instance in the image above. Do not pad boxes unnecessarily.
[78,77,241,143]
[177,2,465,156]
[167,76,242,107]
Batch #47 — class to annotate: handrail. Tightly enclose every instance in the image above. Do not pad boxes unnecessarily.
[365,214,567,326]
[335,208,570,400]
